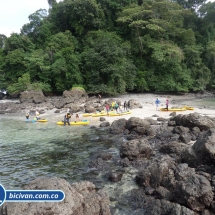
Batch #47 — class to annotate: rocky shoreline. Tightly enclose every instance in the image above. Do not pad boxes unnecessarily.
[1,90,215,214]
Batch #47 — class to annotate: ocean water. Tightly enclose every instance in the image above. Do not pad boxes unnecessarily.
[0,117,116,190]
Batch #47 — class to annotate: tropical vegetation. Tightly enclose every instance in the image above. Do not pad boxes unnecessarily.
[0,0,215,95]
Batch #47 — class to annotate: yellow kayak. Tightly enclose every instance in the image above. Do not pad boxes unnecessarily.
[92,113,107,117]
[109,110,132,116]
[183,106,194,110]
[83,110,105,117]
[34,119,47,122]
[82,113,92,117]
[160,108,186,112]
[57,120,90,125]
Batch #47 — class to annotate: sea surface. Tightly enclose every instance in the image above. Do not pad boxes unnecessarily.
[0,117,115,189]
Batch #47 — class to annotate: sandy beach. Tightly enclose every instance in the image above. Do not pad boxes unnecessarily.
[27,93,215,126]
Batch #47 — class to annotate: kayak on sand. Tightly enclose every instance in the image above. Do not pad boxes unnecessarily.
[109,110,132,116]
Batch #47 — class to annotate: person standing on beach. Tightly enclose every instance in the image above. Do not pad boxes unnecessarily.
[105,104,110,115]
[166,99,169,111]
[98,94,101,103]
[155,98,161,111]
[124,101,128,111]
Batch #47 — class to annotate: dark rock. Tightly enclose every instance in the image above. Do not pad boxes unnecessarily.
[144,199,195,215]
[97,152,112,161]
[168,120,176,126]
[169,112,176,117]
[159,141,187,156]
[120,157,130,167]
[123,129,130,135]
[173,126,190,134]
[173,163,213,212]
[109,118,127,134]
[100,122,110,127]
[179,133,192,144]
[145,186,155,195]
[136,156,175,189]
[54,109,60,113]
[120,139,152,161]
[157,117,167,122]
[100,117,106,122]
[154,186,172,201]
[170,113,215,131]
[0,177,111,215]
[108,172,123,182]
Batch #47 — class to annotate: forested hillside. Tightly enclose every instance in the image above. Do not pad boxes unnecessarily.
[0,0,215,95]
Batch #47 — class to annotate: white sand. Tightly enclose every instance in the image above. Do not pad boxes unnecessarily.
[36,93,215,126]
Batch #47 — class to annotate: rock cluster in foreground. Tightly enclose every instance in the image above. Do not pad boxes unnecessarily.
[0,177,111,215]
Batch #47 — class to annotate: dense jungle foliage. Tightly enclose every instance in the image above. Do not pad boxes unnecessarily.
[0,0,215,95]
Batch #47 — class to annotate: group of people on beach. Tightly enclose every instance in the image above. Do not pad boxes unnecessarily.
[155,98,169,111]
[105,101,129,115]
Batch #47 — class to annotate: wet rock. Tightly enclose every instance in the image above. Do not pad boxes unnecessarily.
[109,118,127,134]
[123,129,130,135]
[145,186,155,195]
[0,177,111,215]
[97,152,112,161]
[136,156,175,189]
[179,133,192,144]
[100,121,110,127]
[120,157,130,167]
[88,158,107,170]
[169,112,176,117]
[152,114,159,117]
[145,117,158,125]
[120,139,152,161]
[170,113,215,131]
[144,199,195,215]
[168,120,176,126]
[100,117,106,121]
[173,126,190,134]
[173,163,213,212]
[159,141,187,157]
[108,171,123,182]
[157,117,167,122]
[154,186,172,201]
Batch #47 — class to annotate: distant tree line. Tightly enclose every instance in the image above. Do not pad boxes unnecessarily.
[0,0,215,95]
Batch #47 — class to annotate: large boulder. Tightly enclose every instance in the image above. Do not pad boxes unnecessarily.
[181,128,215,166]
[20,90,46,104]
[172,163,213,212]
[126,117,151,135]
[109,118,127,134]
[63,89,88,105]
[120,139,153,161]
[170,113,215,131]
[0,177,111,215]
[128,99,143,109]
[136,156,175,189]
